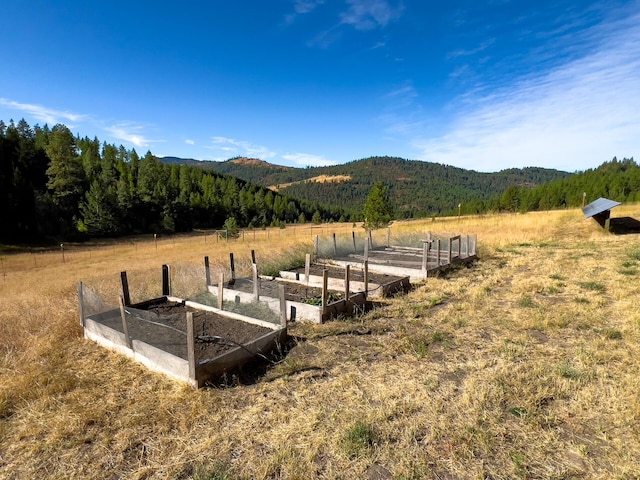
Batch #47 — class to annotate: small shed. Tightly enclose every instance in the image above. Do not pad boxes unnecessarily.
[582,197,622,229]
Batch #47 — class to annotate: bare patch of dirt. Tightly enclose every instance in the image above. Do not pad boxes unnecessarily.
[269,174,352,191]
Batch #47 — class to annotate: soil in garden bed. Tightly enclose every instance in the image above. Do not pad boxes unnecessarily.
[226,278,345,304]
[100,300,275,363]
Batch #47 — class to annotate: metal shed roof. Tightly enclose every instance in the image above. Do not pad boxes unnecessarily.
[582,197,621,219]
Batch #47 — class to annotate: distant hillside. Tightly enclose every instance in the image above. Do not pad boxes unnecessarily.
[160,156,571,217]
[485,156,640,213]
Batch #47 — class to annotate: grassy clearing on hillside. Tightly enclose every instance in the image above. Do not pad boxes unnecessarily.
[2,210,640,478]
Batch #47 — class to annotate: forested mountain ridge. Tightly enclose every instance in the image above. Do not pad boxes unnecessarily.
[487,156,639,213]
[0,119,345,242]
[161,155,572,217]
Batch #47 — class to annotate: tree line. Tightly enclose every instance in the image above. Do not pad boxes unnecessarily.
[464,157,639,215]
[0,119,345,242]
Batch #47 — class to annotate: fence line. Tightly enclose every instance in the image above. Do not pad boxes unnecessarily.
[0,221,472,276]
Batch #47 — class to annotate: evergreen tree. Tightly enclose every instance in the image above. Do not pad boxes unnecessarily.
[45,124,85,234]
[363,182,393,230]
[79,180,119,235]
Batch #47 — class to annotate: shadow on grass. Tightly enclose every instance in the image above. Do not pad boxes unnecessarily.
[609,217,640,235]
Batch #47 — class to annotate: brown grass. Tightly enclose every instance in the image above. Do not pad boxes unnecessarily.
[2,209,640,478]
[269,175,352,191]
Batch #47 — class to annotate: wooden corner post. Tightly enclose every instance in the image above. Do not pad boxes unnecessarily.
[279,284,287,328]
[252,263,259,302]
[218,272,224,310]
[344,265,350,307]
[321,269,329,317]
[229,253,236,287]
[162,265,170,296]
[77,282,86,327]
[118,295,132,350]
[204,256,211,286]
[364,260,369,299]
[186,311,196,388]
[120,271,131,306]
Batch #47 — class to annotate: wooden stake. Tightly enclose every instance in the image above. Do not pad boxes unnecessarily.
[162,264,170,296]
[204,256,211,286]
[321,269,329,316]
[229,253,236,287]
[344,264,350,305]
[77,282,86,327]
[305,253,311,287]
[252,263,259,301]
[119,296,132,349]
[422,242,428,272]
[218,272,224,310]
[364,239,369,261]
[333,233,337,256]
[364,260,369,299]
[279,284,287,328]
[314,235,319,261]
[352,231,356,252]
[186,312,196,386]
[436,239,441,266]
[120,271,131,306]
[251,249,256,265]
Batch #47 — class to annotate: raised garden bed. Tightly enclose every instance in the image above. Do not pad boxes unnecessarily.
[328,235,477,281]
[207,277,367,324]
[279,263,410,298]
[81,290,286,388]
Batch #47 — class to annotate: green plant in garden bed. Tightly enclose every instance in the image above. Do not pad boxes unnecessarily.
[300,292,343,306]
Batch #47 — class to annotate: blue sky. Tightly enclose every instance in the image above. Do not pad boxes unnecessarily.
[1,0,638,172]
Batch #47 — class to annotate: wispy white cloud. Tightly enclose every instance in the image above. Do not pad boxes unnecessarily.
[285,0,325,24]
[411,9,640,172]
[447,39,495,59]
[307,26,342,48]
[211,136,277,160]
[294,0,324,14]
[0,98,87,126]
[339,0,403,31]
[305,0,402,47]
[104,122,154,148]
[185,139,195,145]
[384,83,418,107]
[0,97,160,150]
[282,152,335,167]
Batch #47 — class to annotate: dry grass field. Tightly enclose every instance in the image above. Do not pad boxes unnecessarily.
[1,209,640,479]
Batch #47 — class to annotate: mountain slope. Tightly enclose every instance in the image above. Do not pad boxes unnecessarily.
[160,156,571,217]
